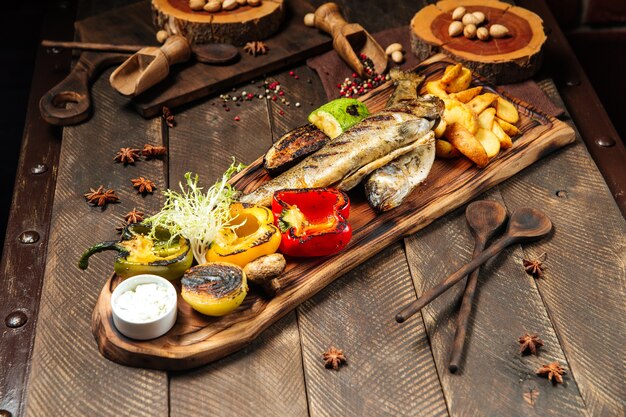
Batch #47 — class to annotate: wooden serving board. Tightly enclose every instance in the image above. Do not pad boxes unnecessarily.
[92,56,575,370]
[75,0,332,118]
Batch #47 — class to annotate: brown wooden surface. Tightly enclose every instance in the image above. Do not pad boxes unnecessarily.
[410,0,546,84]
[91,57,576,369]
[1,0,625,416]
[76,0,333,118]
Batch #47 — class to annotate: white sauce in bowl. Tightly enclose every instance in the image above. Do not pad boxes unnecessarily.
[114,283,174,323]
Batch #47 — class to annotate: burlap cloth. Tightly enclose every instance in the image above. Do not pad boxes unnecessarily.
[307,26,563,117]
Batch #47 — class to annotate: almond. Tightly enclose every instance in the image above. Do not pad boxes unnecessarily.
[448,21,464,37]
[490,24,509,38]
[464,24,477,39]
[303,12,315,26]
[472,11,486,24]
[385,43,403,56]
[477,27,490,41]
[462,13,479,26]
[452,6,466,21]
[391,50,404,64]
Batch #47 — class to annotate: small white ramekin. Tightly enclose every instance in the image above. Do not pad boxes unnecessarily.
[111,274,177,340]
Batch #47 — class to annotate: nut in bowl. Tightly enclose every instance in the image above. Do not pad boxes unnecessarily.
[111,274,178,340]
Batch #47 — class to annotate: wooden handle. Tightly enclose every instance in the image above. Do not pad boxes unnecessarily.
[39,59,91,126]
[160,35,191,65]
[448,237,486,373]
[39,53,126,125]
[41,40,143,54]
[313,3,349,38]
[395,235,515,323]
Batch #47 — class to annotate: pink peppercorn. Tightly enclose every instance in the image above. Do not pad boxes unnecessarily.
[234,116,240,121]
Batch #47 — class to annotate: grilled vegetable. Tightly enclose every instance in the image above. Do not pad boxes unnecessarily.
[308,98,370,138]
[78,223,193,280]
[264,124,330,175]
[243,253,286,296]
[206,203,281,268]
[181,263,247,316]
[272,188,351,257]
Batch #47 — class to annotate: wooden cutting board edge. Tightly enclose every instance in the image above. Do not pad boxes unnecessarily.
[91,56,576,370]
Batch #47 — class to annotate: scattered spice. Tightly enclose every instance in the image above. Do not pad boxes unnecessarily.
[322,346,346,370]
[536,361,566,384]
[243,41,268,56]
[337,53,390,98]
[131,177,156,194]
[124,208,145,224]
[142,144,167,160]
[523,252,547,278]
[518,333,544,355]
[234,116,240,121]
[84,185,120,207]
[114,147,141,165]
[162,106,176,128]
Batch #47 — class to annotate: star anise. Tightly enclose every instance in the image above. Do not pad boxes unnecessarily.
[84,185,120,207]
[518,333,544,355]
[124,208,145,224]
[131,177,156,194]
[322,346,346,370]
[243,41,268,56]
[142,144,167,160]
[162,106,176,128]
[114,147,141,165]
[523,252,547,278]
[536,361,566,384]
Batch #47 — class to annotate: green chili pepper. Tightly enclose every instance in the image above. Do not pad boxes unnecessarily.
[78,223,193,281]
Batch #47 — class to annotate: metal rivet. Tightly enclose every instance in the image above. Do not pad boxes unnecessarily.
[556,190,568,199]
[0,410,13,417]
[18,231,40,244]
[565,79,580,87]
[595,137,615,147]
[31,163,48,174]
[5,311,28,328]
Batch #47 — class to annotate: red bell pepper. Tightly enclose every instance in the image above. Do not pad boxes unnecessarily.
[272,188,352,257]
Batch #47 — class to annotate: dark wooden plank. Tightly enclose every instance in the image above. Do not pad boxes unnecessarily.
[0,1,77,416]
[167,91,308,416]
[298,243,449,417]
[404,188,589,416]
[24,71,169,416]
[519,0,626,216]
[497,79,626,416]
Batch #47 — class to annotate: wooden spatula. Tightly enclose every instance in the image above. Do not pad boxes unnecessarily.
[109,35,191,97]
[313,2,387,78]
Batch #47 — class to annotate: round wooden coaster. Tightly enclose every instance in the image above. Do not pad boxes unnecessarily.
[152,0,285,46]
[410,0,546,83]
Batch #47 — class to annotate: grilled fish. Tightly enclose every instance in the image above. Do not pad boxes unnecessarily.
[364,70,443,212]
[240,107,435,207]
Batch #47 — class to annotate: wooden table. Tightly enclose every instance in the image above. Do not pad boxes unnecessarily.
[1,0,625,416]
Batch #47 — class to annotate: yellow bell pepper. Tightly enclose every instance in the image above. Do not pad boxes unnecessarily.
[207,203,281,267]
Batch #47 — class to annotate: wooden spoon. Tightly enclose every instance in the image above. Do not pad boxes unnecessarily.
[395,207,552,323]
[313,2,387,78]
[109,35,193,97]
[41,40,239,65]
[448,201,508,373]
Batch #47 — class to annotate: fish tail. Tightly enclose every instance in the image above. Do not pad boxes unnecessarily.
[389,67,424,84]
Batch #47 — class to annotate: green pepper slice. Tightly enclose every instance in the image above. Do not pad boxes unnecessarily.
[78,223,193,281]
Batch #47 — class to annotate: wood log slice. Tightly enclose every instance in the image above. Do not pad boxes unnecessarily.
[152,0,285,46]
[410,0,546,83]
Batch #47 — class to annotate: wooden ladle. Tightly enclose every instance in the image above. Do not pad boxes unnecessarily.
[313,2,387,78]
[448,200,508,373]
[109,35,192,97]
[395,207,552,323]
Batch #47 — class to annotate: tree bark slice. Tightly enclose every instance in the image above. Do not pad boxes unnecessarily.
[410,0,546,83]
[152,0,285,46]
